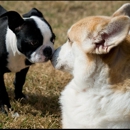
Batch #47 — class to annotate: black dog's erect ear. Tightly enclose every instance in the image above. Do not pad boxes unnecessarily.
[23,8,44,18]
[0,11,24,32]
[0,5,7,16]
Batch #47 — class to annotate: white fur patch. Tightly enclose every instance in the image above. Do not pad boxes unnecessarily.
[6,27,28,72]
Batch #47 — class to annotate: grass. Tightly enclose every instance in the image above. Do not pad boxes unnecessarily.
[0,1,129,128]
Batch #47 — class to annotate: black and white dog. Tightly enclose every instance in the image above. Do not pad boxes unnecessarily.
[0,5,55,113]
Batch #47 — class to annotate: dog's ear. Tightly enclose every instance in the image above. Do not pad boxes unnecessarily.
[0,11,24,32]
[112,3,130,17]
[0,5,7,16]
[94,16,130,54]
[23,8,43,18]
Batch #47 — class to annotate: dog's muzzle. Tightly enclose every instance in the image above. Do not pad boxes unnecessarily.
[43,46,53,61]
[51,48,60,67]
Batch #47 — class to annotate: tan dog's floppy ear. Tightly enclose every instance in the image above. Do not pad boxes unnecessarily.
[112,3,130,17]
[94,16,130,54]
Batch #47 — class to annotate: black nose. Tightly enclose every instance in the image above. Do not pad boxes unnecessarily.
[43,47,52,58]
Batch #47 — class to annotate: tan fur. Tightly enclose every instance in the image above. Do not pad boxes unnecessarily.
[68,16,109,44]
[100,36,130,92]
[68,14,130,92]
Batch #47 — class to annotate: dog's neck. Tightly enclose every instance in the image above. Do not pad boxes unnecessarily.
[73,54,109,91]
[73,36,130,92]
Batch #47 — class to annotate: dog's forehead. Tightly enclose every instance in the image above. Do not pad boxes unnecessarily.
[24,16,52,41]
[31,16,52,37]
[68,16,110,42]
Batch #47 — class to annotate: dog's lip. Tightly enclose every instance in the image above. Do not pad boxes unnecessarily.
[45,54,53,62]
[49,54,53,60]
[44,57,49,62]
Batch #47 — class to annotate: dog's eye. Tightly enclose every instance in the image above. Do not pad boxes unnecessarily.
[30,41,39,46]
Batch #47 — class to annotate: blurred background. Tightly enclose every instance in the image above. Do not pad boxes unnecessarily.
[0,1,129,128]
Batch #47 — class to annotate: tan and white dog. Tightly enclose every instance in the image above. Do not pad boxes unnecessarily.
[51,3,130,128]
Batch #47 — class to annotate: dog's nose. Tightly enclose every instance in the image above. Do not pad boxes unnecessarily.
[43,47,52,58]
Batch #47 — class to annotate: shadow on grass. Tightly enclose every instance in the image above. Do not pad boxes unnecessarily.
[27,92,60,116]
[8,88,60,116]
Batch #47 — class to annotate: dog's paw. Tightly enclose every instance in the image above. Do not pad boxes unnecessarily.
[0,103,12,115]
[0,104,8,115]
[14,92,28,102]
[0,97,11,115]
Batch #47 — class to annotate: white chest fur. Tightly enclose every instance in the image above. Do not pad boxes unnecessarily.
[60,57,130,128]
[7,52,28,72]
[60,77,130,128]
[5,27,28,72]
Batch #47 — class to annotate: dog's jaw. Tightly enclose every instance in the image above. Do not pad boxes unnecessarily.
[29,45,54,63]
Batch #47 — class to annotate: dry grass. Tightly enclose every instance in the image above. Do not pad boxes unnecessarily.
[0,1,129,128]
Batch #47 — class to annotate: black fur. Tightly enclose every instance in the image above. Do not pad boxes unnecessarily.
[0,5,7,16]
[23,8,43,18]
[0,5,55,114]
